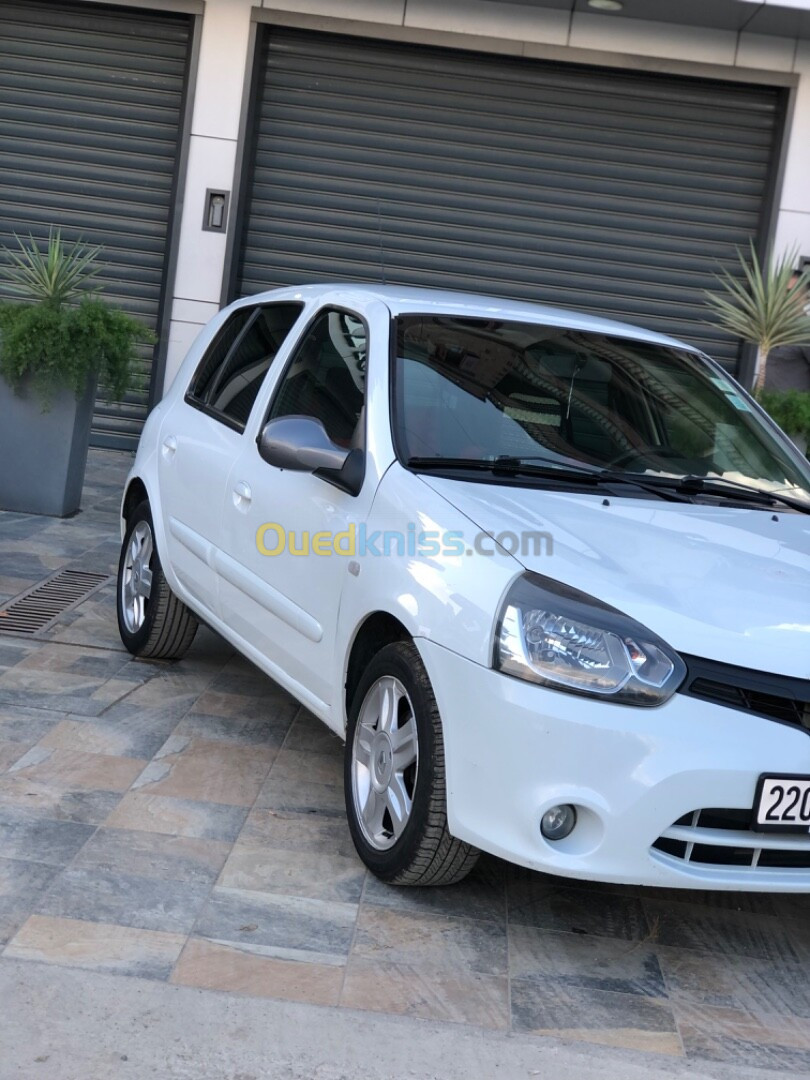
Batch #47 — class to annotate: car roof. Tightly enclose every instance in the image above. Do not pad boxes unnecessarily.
[239,282,697,352]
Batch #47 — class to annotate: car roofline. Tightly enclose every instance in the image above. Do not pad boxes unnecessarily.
[233,282,699,353]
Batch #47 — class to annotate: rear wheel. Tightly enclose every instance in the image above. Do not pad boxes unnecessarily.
[345,641,479,886]
[117,500,198,659]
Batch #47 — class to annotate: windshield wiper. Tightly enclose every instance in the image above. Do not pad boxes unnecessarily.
[639,473,810,515]
[407,455,599,477]
[405,456,692,501]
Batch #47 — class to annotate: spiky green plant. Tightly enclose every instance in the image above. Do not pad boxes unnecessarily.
[0,229,152,408]
[704,243,810,392]
[1,227,102,307]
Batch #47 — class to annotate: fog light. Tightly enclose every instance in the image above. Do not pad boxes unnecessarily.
[541,804,577,841]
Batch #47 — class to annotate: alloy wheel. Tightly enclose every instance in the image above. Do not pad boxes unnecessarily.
[120,520,154,634]
[351,675,419,851]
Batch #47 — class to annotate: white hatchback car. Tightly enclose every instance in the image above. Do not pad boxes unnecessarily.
[118,284,810,890]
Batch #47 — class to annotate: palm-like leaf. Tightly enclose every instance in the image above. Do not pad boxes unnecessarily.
[1,227,102,307]
[705,242,810,353]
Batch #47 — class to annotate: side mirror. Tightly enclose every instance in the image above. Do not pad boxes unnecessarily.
[257,416,364,496]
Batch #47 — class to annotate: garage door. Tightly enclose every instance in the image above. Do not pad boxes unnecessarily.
[235,27,785,371]
[0,0,192,449]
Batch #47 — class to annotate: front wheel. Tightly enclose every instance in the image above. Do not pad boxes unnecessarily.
[345,641,479,886]
[117,499,198,660]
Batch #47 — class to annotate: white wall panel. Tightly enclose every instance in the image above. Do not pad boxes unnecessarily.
[404,0,569,47]
[570,13,737,66]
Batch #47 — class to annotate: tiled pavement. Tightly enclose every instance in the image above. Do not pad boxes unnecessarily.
[2,452,810,1073]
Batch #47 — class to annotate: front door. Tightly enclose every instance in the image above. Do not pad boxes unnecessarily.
[219,300,386,711]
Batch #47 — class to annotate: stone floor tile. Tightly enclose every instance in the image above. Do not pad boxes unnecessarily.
[0,556,55,592]
[678,1027,810,1071]
[770,893,810,921]
[7,746,145,793]
[205,667,287,701]
[352,905,507,976]
[658,944,810,1018]
[47,586,126,652]
[340,958,509,1029]
[37,717,170,762]
[194,886,357,966]
[104,793,248,841]
[362,854,506,924]
[172,708,293,749]
[0,637,39,674]
[509,924,666,998]
[35,867,212,935]
[170,937,343,1005]
[509,877,650,943]
[283,709,343,756]
[218,842,365,904]
[0,742,29,772]
[777,914,810,964]
[237,807,355,856]
[255,747,344,816]
[642,900,803,962]
[187,668,298,721]
[97,693,200,732]
[99,665,217,723]
[5,914,185,980]
[0,807,95,866]
[0,778,122,824]
[0,641,148,715]
[72,827,229,885]
[673,998,810,1066]
[131,738,275,807]
[0,641,130,686]
[0,858,62,944]
[510,979,682,1055]
[635,885,779,917]
[0,705,64,745]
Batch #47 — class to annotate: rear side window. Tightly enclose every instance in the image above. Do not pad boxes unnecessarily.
[187,303,302,430]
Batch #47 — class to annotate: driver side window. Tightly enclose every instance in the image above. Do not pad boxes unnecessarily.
[266,308,367,448]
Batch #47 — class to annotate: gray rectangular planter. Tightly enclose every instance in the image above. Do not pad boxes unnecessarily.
[0,374,97,517]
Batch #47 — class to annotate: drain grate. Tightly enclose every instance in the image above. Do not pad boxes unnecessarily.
[0,569,111,636]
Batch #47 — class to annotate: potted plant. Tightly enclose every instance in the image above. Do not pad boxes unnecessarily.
[704,243,810,393]
[0,228,152,516]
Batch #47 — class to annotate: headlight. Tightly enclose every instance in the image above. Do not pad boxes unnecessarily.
[495,573,685,706]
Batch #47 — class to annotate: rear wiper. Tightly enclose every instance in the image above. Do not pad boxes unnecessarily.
[405,456,692,501]
[647,474,810,515]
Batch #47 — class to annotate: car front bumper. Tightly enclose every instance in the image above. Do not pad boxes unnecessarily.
[417,638,810,891]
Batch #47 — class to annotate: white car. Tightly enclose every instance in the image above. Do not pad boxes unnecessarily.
[117,284,810,890]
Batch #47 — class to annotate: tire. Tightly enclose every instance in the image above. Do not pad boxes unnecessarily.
[345,640,479,886]
[117,499,198,660]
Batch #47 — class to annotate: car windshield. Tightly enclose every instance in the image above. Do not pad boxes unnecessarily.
[392,314,810,505]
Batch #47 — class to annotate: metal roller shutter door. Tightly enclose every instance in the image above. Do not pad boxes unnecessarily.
[236,27,785,371]
[0,0,192,449]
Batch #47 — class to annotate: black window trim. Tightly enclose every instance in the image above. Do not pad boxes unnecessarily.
[184,301,304,433]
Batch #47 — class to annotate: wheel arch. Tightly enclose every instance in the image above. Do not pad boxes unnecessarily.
[122,476,149,526]
[343,611,412,731]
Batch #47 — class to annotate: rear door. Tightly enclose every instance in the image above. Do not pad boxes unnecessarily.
[157,301,303,616]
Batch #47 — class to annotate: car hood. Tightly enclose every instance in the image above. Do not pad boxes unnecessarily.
[421,476,810,679]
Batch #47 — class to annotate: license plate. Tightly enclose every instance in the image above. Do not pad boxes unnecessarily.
[754,775,810,832]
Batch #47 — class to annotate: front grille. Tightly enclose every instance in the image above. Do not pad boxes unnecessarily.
[653,807,810,871]
[680,655,810,735]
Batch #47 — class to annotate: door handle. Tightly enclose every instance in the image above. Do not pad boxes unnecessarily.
[162,435,177,460]
[232,480,252,510]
